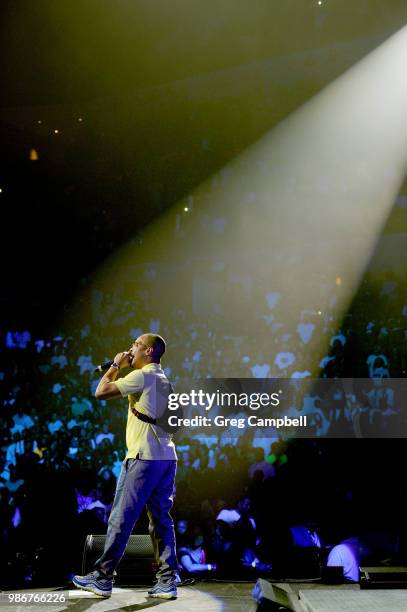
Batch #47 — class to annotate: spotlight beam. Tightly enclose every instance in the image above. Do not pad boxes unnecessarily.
[68,27,407,376]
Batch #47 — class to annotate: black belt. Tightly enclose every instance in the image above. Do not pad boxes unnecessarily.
[131,407,156,425]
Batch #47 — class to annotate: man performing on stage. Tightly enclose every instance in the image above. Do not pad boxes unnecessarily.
[72,333,178,599]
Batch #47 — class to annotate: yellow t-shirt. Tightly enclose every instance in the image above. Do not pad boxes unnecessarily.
[114,363,177,460]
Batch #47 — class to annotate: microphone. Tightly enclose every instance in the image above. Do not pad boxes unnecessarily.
[94,361,114,373]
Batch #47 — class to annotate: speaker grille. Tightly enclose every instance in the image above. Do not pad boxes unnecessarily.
[82,534,156,585]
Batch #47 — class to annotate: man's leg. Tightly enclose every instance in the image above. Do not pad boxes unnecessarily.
[72,461,130,596]
[146,460,178,585]
[95,458,163,579]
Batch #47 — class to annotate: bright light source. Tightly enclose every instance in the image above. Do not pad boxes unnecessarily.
[30,148,39,161]
[37,120,42,124]
[69,26,407,381]
[78,117,83,122]
[318,311,322,316]
[54,129,59,134]
[318,1,322,5]
[0,188,3,193]
[184,206,189,212]
[336,276,342,286]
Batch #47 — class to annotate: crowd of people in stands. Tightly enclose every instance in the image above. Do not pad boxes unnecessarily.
[1,268,406,586]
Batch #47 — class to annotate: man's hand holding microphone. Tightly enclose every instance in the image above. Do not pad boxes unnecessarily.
[112,351,132,369]
[94,350,132,373]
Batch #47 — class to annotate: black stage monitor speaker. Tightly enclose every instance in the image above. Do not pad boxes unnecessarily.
[360,566,407,589]
[82,534,156,586]
[252,579,295,611]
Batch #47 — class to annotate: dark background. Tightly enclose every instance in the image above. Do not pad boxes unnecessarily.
[2,0,407,329]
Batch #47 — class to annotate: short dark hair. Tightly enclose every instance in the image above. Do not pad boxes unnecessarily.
[144,333,166,361]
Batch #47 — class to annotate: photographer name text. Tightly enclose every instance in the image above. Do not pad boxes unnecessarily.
[168,414,307,429]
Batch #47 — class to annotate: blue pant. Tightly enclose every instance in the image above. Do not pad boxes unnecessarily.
[95,458,178,583]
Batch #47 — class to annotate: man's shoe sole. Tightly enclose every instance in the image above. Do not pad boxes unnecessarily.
[72,578,112,598]
[148,592,177,600]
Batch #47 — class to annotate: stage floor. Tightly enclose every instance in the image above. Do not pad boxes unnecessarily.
[2,581,407,611]
[1,582,256,612]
